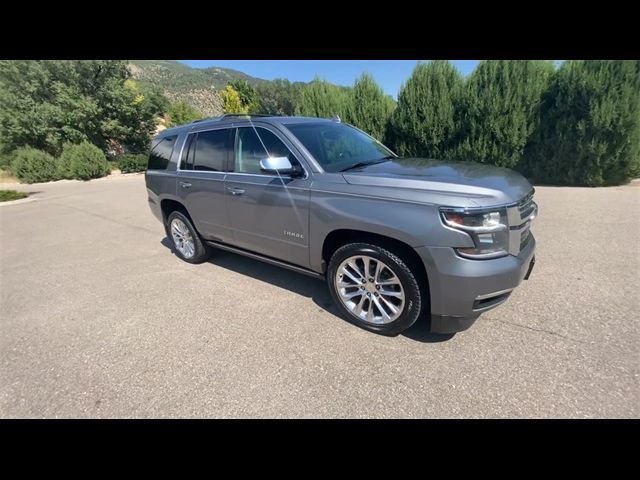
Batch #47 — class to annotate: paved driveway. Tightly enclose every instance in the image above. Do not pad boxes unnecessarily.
[1,175,638,417]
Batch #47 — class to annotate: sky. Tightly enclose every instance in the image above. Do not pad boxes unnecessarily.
[178,60,480,99]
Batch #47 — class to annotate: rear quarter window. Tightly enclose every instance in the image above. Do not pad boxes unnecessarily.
[148,135,178,170]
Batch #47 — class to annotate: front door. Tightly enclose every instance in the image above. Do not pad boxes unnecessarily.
[177,127,234,243]
[225,126,311,268]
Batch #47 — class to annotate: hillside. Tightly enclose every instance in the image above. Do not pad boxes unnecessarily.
[129,60,269,117]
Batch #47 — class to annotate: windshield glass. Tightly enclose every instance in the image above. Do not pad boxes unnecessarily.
[284,122,395,173]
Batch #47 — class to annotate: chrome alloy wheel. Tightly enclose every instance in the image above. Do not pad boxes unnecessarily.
[334,255,405,324]
[170,218,195,259]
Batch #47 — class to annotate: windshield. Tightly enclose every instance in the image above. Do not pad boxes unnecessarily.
[284,122,395,173]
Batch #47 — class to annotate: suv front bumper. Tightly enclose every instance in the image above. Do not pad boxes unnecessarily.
[415,235,536,333]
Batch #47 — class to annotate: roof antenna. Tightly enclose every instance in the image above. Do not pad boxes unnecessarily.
[331,115,341,123]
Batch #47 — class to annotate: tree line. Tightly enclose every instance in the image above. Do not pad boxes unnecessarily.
[1,60,638,186]
[214,60,640,187]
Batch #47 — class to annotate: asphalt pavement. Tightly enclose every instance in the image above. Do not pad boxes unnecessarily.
[0,175,638,417]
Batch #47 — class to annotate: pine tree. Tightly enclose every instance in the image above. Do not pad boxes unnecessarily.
[346,73,395,141]
[453,60,555,168]
[386,61,464,158]
[523,60,640,186]
[296,77,350,119]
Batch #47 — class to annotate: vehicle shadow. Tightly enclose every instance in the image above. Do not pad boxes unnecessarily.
[160,238,455,343]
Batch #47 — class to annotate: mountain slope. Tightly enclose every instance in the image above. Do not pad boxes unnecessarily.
[128,60,269,116]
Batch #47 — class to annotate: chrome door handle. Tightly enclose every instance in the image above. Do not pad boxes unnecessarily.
[179,182,192,188]
[227,187,245,196]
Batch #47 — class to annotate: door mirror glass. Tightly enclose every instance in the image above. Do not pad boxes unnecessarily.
[260,156,294,175]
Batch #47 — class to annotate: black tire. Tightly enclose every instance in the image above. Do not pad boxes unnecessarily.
[327,242,424,336]
[166,210,210,264]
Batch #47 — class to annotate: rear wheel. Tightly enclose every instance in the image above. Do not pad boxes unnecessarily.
[327,242,424,335]
[166,211,210,264]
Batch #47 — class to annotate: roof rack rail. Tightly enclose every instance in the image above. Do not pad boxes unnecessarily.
[190,113,276,125]
[219,113,275,119]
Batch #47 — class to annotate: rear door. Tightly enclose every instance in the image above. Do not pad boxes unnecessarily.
[176,127,234,243]
[225,125,312,268]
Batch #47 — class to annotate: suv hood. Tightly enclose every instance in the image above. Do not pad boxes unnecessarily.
[341,158,533,207]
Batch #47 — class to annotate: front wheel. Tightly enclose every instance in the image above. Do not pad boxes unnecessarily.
[327,242,424,336]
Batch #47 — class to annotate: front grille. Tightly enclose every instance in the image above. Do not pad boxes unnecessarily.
[506,191,536,256]
[520,227,531,250]
[518,193,535,220]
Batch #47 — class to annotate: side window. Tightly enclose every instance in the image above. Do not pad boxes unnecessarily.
[235,127,299,175]
[180,134,196,170]
[193,129,231,172]
[148,135,177,170]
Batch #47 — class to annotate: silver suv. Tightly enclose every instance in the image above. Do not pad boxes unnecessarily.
[145,114,537,335]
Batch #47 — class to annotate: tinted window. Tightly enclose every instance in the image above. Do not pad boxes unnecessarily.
[148,135,177,170]
[180,134,196,170]
[285,123,393,173]
[235,127,299,175]
[193,129,231,172]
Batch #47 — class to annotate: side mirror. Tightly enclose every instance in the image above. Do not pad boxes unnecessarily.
[260,157,303,177]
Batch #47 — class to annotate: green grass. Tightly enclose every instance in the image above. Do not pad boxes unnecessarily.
[0,190,28,202]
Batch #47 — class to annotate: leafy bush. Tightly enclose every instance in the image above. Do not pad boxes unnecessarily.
[58,142,110,180]
[346,73,395,141]
[0,60,164,157]
[386,61,464,158]
[296,77,351,120]
[9,147,60,183]
[452,60,554,168]
[0,189,28,201]
[117,154,148,173]
[167,101,202,127]
[523,60,640,186]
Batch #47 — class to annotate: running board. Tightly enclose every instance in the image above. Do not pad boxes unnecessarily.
[205,240,325,280]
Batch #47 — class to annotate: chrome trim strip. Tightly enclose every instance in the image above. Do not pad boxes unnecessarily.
[456,249,508,260]
[177,125,309,180]
[475,288,514,301]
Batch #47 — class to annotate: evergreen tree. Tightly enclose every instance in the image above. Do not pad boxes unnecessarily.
[453,60,555,168]
[255,79,303,115]
[346,73,395,141]
[523,60,640,186]
[386,61,464,158]
[296,77,351,119]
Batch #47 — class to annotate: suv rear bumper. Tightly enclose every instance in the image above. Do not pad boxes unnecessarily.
[415,235,536,333]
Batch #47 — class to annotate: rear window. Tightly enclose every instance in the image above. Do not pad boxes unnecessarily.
[148,135,177,170]
[193,129,231,172]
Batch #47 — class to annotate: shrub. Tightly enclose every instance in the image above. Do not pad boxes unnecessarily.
[386,61,464,158]
[523,60,640,186]
[0,152,11,170]
[58,142,110,180]
[167,101,202,127]
[346,73,395,141]
[0,189,28,201]
[117,154,148,173]
[452,60,555,168]
[296,77,351,120]
[9,147,60,183]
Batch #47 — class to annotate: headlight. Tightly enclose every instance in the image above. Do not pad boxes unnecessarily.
[440,208,509,259]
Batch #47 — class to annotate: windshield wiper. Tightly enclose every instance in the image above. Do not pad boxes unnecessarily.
[339,157,394,172]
